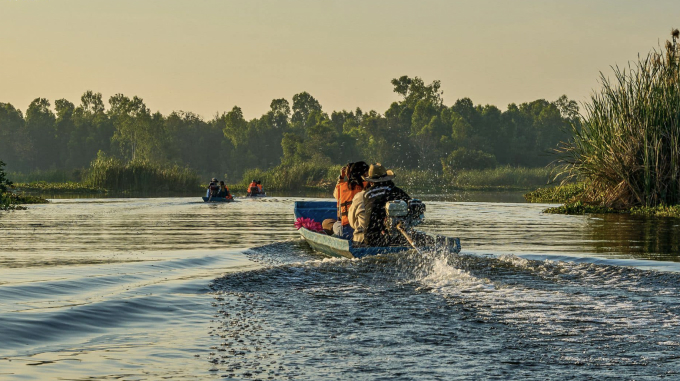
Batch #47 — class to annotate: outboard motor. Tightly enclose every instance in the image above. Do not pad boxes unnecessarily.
[385,199,427,247]
[407,199,425,227]
[385,200,409,237]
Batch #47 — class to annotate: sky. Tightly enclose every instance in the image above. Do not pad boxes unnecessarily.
[1,0,680,119]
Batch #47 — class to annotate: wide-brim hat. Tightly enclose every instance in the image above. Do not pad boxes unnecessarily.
[363,163,395,183]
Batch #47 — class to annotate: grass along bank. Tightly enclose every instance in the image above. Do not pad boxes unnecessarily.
[229,163,558,193]
[7,162,557,197]
[525,182,680,217]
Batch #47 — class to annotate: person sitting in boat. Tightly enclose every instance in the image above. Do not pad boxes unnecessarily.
[207,178,220,197]
[256,180,264,194]
[349,163,410,247]
[217,181,233,199]
[331,161,369,239]
[322,164,351,235]
[247,180,260,196]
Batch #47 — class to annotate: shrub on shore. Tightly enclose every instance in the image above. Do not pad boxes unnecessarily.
[559,29,680,209]
[1,160,48,210]
[1,160,17,210]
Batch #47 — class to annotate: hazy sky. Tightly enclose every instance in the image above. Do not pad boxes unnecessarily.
[1,0,680,119]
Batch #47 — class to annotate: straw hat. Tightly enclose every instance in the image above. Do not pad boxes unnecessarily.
[363,163,395,182]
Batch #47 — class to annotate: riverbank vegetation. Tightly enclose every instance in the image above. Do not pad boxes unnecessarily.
[1,160,48,210]
[12,181,105,194]
[542,29,680,217]
[83,152,201,193]
[8,161,555,196]
[1,76,578,192]
[526,182,680,217]
[524,183,586,204]
[233,163,556,192]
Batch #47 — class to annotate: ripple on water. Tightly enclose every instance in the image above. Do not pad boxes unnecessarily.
[208,242,680,380]
[2,197,680,380]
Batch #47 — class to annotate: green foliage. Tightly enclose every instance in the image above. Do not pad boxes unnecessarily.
[13,181,104,194]
[544,200,680,217]
[1,160,13,210]
[560,30,680,208]
[235,162,342,191]
[0,160,46,210]
[7,169,83,183]
[2,192,48,205]
[630,204,680,217]
[2,78,576,184]
[0,160,11,193]
[524,182,587,203]
[445,166,555,190]
[84,152,200,192]
[232,164,553,193]
[442,147,497,172]
[544,201,621,215]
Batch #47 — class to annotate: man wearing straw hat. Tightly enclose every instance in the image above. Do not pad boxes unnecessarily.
[349,163,411,246]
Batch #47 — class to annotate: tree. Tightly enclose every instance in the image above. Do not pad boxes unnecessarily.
[0,103,26,171]
[291,92,322,130]
[391,75,443,108]
[24,98,57,169]
[554,95,580,122]
[109,94,151,161]
[54,99,76,167]
[66,91,113,169]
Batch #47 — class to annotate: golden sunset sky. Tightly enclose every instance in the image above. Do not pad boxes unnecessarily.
[1,0,679,119]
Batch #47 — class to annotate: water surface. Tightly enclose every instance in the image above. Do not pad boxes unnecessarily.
[1,196,679,380]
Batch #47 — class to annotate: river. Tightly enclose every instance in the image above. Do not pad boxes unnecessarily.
[1,196,679,380]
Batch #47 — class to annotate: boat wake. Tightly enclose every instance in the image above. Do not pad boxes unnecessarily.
[207,241,680,379]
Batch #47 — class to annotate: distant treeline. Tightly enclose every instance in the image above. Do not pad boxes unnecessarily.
[0,76,579,180]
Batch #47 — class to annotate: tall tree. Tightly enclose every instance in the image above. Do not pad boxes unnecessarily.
[54,99,76,167]
[24,98,57,170]
[291,92,322,130]
[0,103,26,171]
[109,94,151,161]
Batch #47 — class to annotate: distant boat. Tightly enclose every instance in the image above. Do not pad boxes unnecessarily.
[202,196,234,203]
[294,201,461,259]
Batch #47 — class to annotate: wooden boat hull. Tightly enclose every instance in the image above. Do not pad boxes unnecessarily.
[202,196,234,202]
[294,201,461,259]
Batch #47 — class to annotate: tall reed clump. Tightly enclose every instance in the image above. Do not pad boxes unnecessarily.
[237,162,342,191]
[561,29,680,208]
[84,152,200,192]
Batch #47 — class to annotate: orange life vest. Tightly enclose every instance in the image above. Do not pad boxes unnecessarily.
[257,184,263,192]
[248,182,258,193]
[336,182,365,226]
